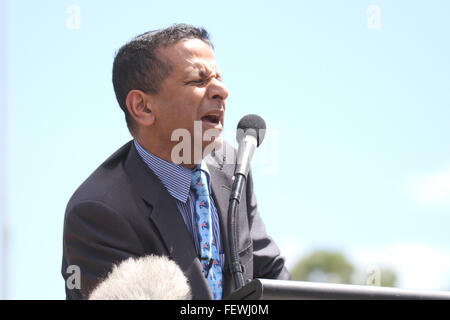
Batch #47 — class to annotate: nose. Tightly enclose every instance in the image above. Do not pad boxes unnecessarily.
[207,78,229,103]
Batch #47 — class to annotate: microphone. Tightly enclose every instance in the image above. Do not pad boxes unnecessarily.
[89,255,192,300]
[231,114,266,203]
[234,114,266,177]
[228,114,266,291]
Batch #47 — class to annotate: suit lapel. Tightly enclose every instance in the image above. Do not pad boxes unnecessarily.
[150,191,213,300]
[124,141,212,300]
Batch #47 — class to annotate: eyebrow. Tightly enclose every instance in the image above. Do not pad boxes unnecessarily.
[182,62,223,82]
[198,69,222,80]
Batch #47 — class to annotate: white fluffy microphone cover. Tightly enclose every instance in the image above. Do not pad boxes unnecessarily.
[89,255,192,300]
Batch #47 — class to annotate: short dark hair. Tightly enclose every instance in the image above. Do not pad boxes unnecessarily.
[112,24,213,133]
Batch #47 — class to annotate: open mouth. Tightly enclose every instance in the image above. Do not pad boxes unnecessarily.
[201,114,221,125]
[200,109,224,129]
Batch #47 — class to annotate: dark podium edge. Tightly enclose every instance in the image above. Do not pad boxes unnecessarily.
[224,279,450,300]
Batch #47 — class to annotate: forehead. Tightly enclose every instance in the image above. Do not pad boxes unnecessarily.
[158,38,219,77]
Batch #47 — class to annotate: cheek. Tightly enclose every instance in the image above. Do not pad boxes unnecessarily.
[157,88,205,126]
[160,104,196,133]
[173,90,204,116]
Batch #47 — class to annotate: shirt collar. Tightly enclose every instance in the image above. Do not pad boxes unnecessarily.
[134,140,211,203]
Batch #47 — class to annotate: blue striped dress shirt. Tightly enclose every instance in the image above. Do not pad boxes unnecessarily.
[134,140,225,269]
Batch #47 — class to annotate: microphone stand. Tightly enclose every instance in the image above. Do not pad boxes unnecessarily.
[227,132,259,291]
[226,116,265,294]
[227,173,246,290]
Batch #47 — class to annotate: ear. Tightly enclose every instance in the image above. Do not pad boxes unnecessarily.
[125,90,155,127]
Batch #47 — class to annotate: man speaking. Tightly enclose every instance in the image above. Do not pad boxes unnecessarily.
[61,24,290,300]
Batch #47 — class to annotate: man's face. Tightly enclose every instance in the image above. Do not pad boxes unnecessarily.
[148,38,229,164]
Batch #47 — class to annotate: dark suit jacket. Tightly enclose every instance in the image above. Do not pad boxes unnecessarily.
[61,140,290,299]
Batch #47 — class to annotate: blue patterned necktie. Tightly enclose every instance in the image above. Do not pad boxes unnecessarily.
[190,169,223,300]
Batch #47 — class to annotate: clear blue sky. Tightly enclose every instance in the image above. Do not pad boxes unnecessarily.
[1,0,450,299]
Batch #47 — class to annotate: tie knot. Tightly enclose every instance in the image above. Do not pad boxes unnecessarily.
[191,169,210,196]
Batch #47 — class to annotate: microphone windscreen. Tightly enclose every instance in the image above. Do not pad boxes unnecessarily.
[89,255,192,300]
[236,114,266,146]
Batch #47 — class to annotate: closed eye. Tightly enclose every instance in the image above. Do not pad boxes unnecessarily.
[192,79,207,84]
[185,78,208,86]
[185,73,223,86]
